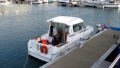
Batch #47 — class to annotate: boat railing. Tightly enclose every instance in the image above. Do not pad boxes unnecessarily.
[108,54,120,68]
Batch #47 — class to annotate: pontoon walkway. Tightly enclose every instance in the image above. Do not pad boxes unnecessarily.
[46,29,120,68]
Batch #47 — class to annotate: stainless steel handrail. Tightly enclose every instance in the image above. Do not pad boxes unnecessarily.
[108,54,120,68]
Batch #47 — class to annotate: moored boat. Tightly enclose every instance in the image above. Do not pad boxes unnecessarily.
[0,0,10,5]
[57,0,79,6]
[27,0,42,4]
[28,16,94,62]
[82,0,120,8]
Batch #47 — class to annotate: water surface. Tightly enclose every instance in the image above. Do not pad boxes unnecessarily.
[0,3,120,68]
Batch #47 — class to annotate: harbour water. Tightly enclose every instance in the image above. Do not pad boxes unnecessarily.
[0,3,120,68]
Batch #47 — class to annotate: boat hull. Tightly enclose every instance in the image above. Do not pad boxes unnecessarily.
[84,2,96,7]
[32,2,42,4]
[104,4,120,8]
[28,50,51,62]
[27,16,94,62]
[28,25,94,62]
[83,2,120,8]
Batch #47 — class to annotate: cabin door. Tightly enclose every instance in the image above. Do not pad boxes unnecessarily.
[54,23,68,43]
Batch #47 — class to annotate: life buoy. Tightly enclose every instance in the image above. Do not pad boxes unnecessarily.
[40,45,48,54]
[102,24,105,30]
[41,39,48,45]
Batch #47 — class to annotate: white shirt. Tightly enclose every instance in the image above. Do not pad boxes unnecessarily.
[48,37,53,43]
[65,28,68,32]
[53,28,57,35]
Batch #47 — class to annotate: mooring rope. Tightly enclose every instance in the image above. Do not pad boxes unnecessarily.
[23,55,29,68]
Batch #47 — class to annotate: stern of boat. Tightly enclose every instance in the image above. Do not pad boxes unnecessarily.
[28,39,60,62]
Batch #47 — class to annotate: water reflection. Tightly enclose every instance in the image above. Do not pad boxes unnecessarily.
[118,7,120,13]
[24,56,46,68]
[0,4,32,16]
[0,3,120,68]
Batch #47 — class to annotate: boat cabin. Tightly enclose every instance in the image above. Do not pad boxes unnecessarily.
[39,16,85,46]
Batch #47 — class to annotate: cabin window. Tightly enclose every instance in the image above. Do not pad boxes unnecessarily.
[73,23,84,32]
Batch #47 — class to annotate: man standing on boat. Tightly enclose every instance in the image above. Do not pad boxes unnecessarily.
[49,24,58,45]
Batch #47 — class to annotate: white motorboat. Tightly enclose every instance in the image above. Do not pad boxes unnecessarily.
[42,0,48,3]
[57,0,79,6]
[103,2,120,8]
[28,0,42,4]
[0,0,10,5]
[28,16,94,62]
[83,0,120,8]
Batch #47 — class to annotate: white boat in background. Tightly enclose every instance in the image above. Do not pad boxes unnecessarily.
[0,0,10,5]
[103,2,120,8]
[27,0,42,4]
[83,0,120,8]
[48,0,57,3]
[27,0,56,4]
[28,16,94,62]
[40,0,56,3]
[42,0,48,3]
[57,0,79,6]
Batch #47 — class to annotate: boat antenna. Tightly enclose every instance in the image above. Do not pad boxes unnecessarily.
[68,6,72,17]
[92,20,95,26]
[84,20,86,26]
[108,22,109,29]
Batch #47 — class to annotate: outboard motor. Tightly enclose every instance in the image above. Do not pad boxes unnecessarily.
[96,24,106,34]
[96,24,102,31]
[96,24,101,34]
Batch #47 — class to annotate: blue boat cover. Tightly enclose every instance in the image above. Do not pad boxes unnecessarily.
[105,26,120,31]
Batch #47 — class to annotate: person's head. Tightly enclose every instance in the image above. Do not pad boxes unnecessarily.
[51,26,54,29]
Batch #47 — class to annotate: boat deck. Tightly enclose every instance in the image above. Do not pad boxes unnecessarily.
[46,29,120,68]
